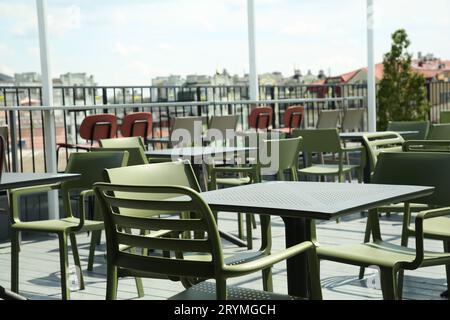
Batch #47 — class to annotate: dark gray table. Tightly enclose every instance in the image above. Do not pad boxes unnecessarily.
[0,173,81,190]
[200,181,434,299]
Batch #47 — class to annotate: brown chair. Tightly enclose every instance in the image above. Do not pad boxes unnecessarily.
[57,114,118,168]
[248,107,273,131]
[272,105,305,135]
[120,112,153,145]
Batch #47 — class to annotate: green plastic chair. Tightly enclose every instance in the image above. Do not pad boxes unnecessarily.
[427,124,450,141]
[440,111,450,124]
[102,161,274,294]
[9,151,129,300]
[100,136,146,149]
[93,147,149,166]
[94,183,320,300]
[386,121,430,140]
[362,132,405,178]
[318,151,450,300]
[292,129,365,183]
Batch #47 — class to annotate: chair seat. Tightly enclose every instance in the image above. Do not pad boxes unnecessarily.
[215,177,252,186]
[318,241,450,268]
[12,217,103,233]
[299,164,359,176]
[168,281,301,300]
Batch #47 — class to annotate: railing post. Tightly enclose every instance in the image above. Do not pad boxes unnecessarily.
[102,87,108,113]
[8,110,19,172]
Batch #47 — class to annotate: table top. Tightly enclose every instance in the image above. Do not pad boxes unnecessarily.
[0,173,80,190]
[200,181,434,220]
[340,131,419,140]
[146,146,256,159]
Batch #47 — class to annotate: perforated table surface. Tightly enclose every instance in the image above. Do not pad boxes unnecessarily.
[200,181,434,299]
[201,181,433,220]
[0,173,80,190]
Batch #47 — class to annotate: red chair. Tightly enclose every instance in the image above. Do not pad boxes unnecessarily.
[57,114,118,165]
[120,112,153,144]
[248,106,273,131]
[273,105,305,135]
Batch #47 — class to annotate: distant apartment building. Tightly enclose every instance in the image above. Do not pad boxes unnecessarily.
[151,75,184,86]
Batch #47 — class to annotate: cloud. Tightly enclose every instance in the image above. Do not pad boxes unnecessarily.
[2,2,81,38]
[114,42,143,57]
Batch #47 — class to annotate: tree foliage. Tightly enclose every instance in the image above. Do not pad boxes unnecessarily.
[377,29,430,130]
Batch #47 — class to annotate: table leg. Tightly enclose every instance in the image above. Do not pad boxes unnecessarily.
[195,162,247,248]
[282,216,313,298]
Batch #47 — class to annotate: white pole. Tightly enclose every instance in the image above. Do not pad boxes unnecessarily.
[367,0,377,132]
[247,0,259,101]
[36,0,59,219]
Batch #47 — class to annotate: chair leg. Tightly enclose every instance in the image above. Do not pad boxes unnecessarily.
[379,267,399,300]
[245,213,253,250]
[359,217,373,279]
[237,213,244,240]
[262,268,273,292]
[444,241,450,295]
[106,264,118,300]
[58,233,70,300]
[397,230,410,299]
[307,248,323,300]
[87,230,101,271]
[128,246,145,298]
[251,214,257,229]
[69,233,85,290]
[11,230,20,293]
[216,278,227,300]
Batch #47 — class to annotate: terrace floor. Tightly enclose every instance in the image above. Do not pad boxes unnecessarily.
[0,210,448,300]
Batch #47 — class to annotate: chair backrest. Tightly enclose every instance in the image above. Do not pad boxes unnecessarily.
[79,114,118,142]
[283,105,305,130]
[171,116,204,146]
[427,124,450,140]
[103,161,201,217]
[207,115,238,142]
[61,151,129,218]
[92,147,148,166]
[440,111,450,124]
[386,121,430,140]
[372,152,450,207]
[293,129,342,154]
[341,109,364,132]
[261,137,302,179]
[94,183,224,281]
[362,132,405,175]
[120,112,153,140]
[100,137,145,149]
[248,107,273,131]
[316,110,340,129]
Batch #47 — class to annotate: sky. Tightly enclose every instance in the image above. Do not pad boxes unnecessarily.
[0,0,449,85]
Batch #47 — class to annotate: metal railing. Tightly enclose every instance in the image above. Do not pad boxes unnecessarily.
[0,90,365,173]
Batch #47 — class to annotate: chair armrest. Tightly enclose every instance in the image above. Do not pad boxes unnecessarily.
[223,241,314,277]
[9,184,61,224]
[209,166,259,189]
[342,145,366,168]
[72,189,95,231]
[407,207,450,269]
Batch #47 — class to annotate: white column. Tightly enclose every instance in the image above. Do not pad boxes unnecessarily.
[367,0,377,132]
[247,0,259,101]
[37,0,59,219]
